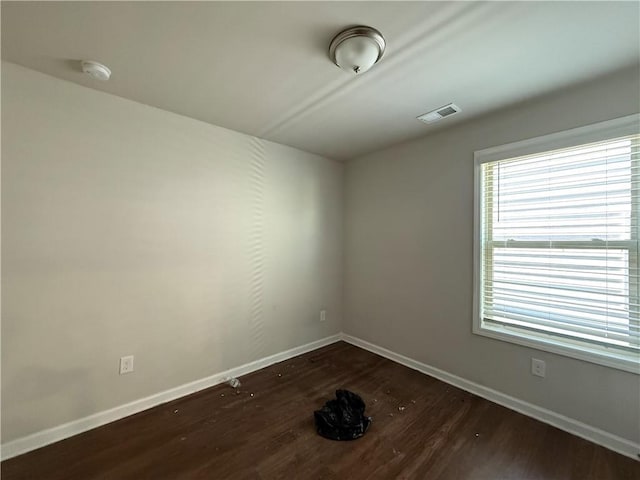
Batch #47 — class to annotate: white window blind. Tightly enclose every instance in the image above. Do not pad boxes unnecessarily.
[478,132,639,368]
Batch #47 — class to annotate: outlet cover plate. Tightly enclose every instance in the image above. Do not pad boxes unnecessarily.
[120,355,134,375]
[531,358,546,378]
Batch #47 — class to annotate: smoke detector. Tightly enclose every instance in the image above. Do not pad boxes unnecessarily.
[417,103,461,124]
[81,60,111,81]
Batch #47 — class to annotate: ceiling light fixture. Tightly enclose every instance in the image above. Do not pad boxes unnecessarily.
[81,60,112,81]
[329,26,386,75]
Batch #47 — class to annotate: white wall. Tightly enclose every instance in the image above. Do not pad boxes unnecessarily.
[1,62,343,443]
[344,65,640,444]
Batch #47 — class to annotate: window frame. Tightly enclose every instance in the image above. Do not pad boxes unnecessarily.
[473,114,640,374]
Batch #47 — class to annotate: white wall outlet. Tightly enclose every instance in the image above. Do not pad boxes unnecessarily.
[120,355,134,375]
[531,358,546,378]
[320,310,326,322]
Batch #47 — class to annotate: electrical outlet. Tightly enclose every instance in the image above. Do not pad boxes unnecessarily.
[320,310,326,322]
[120,355,134,375]
[531,358,546,378]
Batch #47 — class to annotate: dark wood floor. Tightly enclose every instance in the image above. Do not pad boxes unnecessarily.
[2,342,639,479]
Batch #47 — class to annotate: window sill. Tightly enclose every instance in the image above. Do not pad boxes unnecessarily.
[473,321,640,374]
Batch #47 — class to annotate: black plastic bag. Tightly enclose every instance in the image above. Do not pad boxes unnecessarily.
[313,389,372,440]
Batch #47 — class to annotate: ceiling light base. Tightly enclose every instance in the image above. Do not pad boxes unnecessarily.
[329,26,386,75]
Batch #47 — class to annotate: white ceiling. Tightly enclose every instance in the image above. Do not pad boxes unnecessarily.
[2,1,639,160]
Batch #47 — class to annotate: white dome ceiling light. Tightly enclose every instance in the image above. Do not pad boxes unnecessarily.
[329,26,386,75]
[81,60,111,81]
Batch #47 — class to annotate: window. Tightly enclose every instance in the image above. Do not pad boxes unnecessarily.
[474,115,640,373]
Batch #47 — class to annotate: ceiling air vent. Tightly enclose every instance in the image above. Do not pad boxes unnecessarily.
[417,103,461,124]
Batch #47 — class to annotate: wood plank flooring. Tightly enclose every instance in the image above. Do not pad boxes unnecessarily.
[2,341,639,479]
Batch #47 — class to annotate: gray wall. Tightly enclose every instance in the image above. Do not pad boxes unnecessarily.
[3,59,639,448]
[1,62,343,443]
[344,65,640,444]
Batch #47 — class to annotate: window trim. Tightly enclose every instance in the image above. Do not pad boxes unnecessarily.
[473,114,640,374]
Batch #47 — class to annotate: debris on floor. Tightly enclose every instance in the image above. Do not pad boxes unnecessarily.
[173,409,179,414]
[250,393,254,397]
[314,389,372,441]
[398,406,405,412]
[228,377,241,388]
[475,433,480,437]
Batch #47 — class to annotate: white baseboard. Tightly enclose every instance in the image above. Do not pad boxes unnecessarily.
[0,333,342,461]
[4,332,638,462]
[341,333,640,461]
